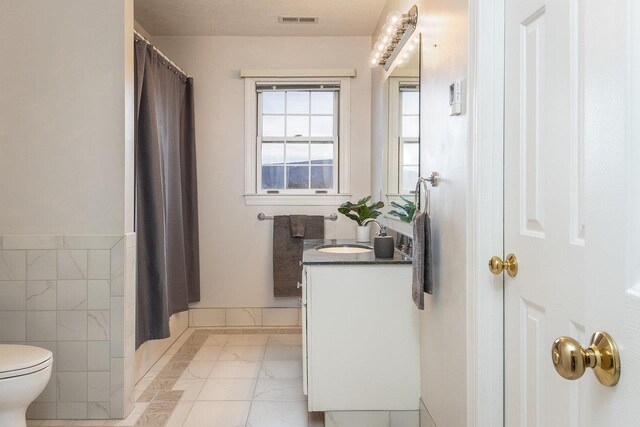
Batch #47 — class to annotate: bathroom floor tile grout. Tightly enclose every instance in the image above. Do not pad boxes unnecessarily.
[30,326,304,426]
[138,327,303,427]
[243,356,265,427]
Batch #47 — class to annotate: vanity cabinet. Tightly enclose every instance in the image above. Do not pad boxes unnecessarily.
[301,263,420,411]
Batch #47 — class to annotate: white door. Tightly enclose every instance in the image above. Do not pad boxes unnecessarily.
[504,0,640,425]
[582,0,640,424]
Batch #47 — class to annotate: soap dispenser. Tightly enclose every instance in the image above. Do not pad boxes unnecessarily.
[363,219,395,258]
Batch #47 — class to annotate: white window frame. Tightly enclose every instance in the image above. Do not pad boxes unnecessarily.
[243,76,352,206]
[256,86,339,195]
[387,77,419,195]
[399,138,420,193]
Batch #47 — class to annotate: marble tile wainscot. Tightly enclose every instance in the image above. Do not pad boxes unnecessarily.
[0,234,137,421]
[189,308,302,328]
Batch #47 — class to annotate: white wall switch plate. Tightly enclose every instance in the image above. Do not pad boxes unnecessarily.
[449,80,464,116]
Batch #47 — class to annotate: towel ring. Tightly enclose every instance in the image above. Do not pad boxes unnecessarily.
[414,172,440,214]
[414,179,428,211]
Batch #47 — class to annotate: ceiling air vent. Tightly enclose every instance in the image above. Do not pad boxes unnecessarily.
[278,16,319,24]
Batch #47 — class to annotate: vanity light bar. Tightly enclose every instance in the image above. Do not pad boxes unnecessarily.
[369,5,418,69]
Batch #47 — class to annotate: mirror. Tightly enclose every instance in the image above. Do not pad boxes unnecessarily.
[382,33,421,223]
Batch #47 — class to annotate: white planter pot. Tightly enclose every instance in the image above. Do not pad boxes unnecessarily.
[355,225,370,242]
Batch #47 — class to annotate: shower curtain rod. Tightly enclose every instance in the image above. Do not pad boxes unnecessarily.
[134,29,189,78]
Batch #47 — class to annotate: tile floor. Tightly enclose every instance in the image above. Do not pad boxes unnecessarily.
[28,327,324,427]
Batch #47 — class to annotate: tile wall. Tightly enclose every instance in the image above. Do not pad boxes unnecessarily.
[0,234,136,420]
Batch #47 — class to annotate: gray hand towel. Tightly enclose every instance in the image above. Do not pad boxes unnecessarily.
[290,215,307,237]
[412,209,433,310]
[273,215,325,297]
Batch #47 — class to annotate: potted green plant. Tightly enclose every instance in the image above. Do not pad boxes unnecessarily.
[388,196,416,223]
[338,196,385,242]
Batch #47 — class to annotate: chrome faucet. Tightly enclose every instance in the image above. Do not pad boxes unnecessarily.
[362,218,387,236]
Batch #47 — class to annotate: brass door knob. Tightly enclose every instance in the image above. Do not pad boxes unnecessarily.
[551,331,621,386]
[488,254,518,277]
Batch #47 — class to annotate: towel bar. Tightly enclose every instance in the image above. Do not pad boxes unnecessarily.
[257,213,338,221]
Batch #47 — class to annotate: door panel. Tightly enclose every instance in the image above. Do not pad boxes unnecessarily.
[505,0,584,425]
[583,0,640,424]
[567,321,584,427]
[568,0,585,248]
[519,6,546,239]
[506,0,640,425]
[520,299,545,426]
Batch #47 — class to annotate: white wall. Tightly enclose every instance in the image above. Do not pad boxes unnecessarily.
[0,1,136,419]
[151,36,372,308]
[371,1,471,425]
[0,0,134,235]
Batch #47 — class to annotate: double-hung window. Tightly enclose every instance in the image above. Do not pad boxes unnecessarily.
[257,83,339,194]
[387,77,419,195]
[398,83,419,193]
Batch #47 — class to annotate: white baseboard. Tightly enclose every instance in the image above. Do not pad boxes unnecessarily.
[189,307,301,327]
[325,410,419,427]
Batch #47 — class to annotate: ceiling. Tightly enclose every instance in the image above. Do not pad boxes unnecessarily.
[134,0,387,37]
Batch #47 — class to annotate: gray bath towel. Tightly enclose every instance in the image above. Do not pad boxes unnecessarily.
[273,215,325,297]
[412,209,433,309]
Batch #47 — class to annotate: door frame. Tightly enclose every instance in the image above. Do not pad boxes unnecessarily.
[467,0,505,425]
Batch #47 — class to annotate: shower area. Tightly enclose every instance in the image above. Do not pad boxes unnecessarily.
[0,0,196,421]
[132,31,201,382]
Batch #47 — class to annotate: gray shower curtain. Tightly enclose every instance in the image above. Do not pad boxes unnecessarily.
[135,39,200,348]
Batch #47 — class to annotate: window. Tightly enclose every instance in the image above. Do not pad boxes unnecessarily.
[243,75,352,205]
[399,85,419,193]
[386,77,419,195]
[258,84,339,194]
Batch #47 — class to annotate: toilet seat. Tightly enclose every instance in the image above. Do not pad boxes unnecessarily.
[0,345,53,380]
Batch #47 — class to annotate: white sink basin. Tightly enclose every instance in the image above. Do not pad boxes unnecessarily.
[315,244,373,254]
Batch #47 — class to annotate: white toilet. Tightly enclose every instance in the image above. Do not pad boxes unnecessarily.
[0,345,53,427]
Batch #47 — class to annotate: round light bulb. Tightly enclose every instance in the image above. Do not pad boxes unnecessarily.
[370,57,379,67]
[374,41,385,52]
[387,11,403,25]
[382,23,396,36]
[377,35,389,49]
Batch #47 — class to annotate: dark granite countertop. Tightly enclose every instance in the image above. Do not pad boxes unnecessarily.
[302,239,412,265]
